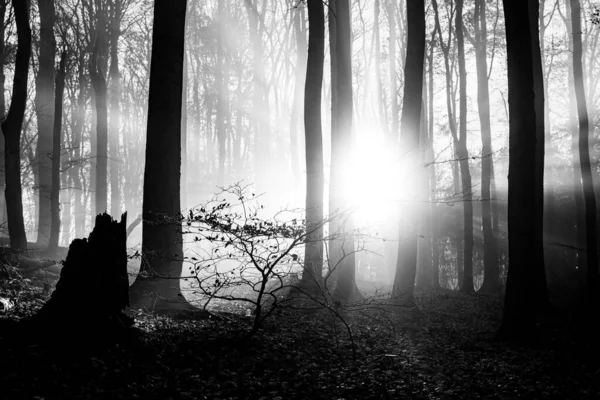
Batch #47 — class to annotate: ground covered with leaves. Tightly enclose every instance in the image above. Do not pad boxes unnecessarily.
[0,279,599,399]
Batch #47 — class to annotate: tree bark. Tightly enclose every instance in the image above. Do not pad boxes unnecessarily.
[331,0,361,302]
[290,4,306,191]
[499,0,542,342]
[34,0,56,247]
[90,4,109,216]
[474,0,500,294]
[48,51,67,252]
[108,0,122,217]
[0,2,8,234]
[569,0,599,305]
[301,0,325,289]
[129,0,204,316]
[391,0,425,304]
[529,0,549,307]
[1,0,31,252]
[455,0,474,293]
[386,0,398,140]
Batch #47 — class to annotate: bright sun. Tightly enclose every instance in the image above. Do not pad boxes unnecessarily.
[339,129,411,225]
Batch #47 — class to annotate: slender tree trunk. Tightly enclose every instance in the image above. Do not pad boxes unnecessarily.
[290,5,306,189]
[216,2,227,187]
[499,0,542,342]
[565,0,586,269]
[455,0,474,293]
[48,51,67,252]
[90,5,109,216]
[475,0,500,294]
[245,0,269,195]
[416,89,432,290]
[301,0,325,289]
[529,0,549,307]
[181,51,188,209]
[427,35,440,289]
[35,0,56,246]
[1,0,31,251]
[108,0,122,217]
[331,0,361,301]
[129,0,201,315]
[391,0,425,304]
[72,58,87,239]
[387,0,398,140]
[0,2,8,234]
[570,0,599,305]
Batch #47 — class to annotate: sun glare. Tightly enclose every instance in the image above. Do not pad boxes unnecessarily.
[339,127,410,225]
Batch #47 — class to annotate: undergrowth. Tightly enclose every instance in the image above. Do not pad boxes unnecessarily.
[0,276,599,399]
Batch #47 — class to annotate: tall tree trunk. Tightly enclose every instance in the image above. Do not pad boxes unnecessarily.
[499,0,542,342]
[216,2,227,187]
[416,89,432,290]
[427,33,440,289]
[331,0,361,301]
[373,0,386,136]
[129,0,200,315]
[564,0,586,270]
[181,52,188,209]
[290,4,306,192]
[245,0,269,195]
[474,0,500,294]
[48,50,67,252]
[301,0,325,289]
[391,0,425,304]
[34,0,55,247]
[386,0,398,140]
[1,0,31,251]
[90,5,109,216]
[529,0,549,307]
[0,2,8,234]
[108,0,122,217]
[71,57,87,239]
[455,0,474,293]
[570,0,599,304]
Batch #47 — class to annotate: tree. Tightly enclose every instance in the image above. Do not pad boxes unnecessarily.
[391,0,425,304]
[1,0,31,252]
[48,50,67,252]
[89,0,109,216]
[301,0,324,289]
[569,0,599,305]
[129,0,195,314]
[330,0,361,301]
[454,0,474,293]
[108,0,125,217]
[34,0,56,247]
[0,1,7,232]
[499,0,543,341]
[529,0,549,307]
[473,0,500,294]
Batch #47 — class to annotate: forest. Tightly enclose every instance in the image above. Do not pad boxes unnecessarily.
[0,0,599,398]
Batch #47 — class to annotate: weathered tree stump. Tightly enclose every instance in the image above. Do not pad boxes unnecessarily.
[20,213,135,344]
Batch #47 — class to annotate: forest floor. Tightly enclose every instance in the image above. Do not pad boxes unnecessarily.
[0,279,599,399]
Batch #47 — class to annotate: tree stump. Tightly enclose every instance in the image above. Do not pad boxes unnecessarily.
[21,213,134,344]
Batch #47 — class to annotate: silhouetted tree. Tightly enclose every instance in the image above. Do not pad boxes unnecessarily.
[569,0,599,304]
[391,0,425,304]
[473,0,500,294]
[331,0,361,301]
[529,0,549,307]
[499,0,544,341]
[48,50,67,252]
[1,0,30,251]
[129,0,195,314]
[34,0,56,246]
[301,0,324,288]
